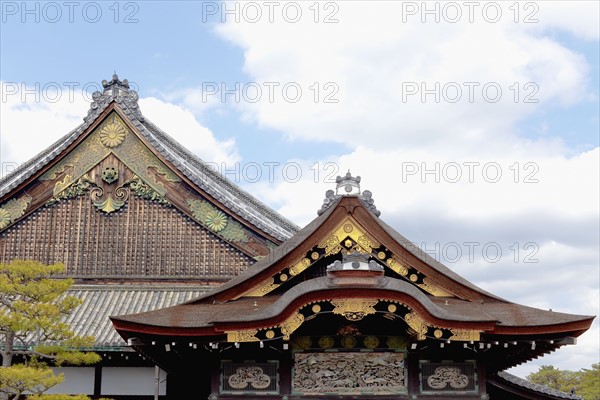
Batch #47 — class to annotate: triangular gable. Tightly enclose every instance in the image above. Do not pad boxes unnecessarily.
[192,194,500,304]
[0,75,300,261]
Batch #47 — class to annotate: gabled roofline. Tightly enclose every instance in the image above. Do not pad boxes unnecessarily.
[0,75,299,242]
[190,196,507,304]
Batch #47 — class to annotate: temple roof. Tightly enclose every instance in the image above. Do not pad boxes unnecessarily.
[112,193,594,346]
[0,74,298,242]
[24,285,213,349]
[492,372,583,400]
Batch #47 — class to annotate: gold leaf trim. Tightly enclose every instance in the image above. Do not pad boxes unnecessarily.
[245,278,279,297]
[289,258,310,276]
[331,299,378,321]
[227,329,259,343]
[280,312,305,340]
[418,278,453,297]
[404,312,428,341]
[387,257,409,276]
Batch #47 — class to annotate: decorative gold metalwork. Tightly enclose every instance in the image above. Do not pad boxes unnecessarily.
[99,117,127,148]
[188,199,248,242]
[53,174,74,196]
[386,257,408,276]
[245,278,279,297]
[318,234,343,255]
[127,175,170,205]
[280,312,305,340]
[387,304,397,313]
[343,223,353,233]
[48,174,95,205]
[386,336,408,349]
[42,112,180,196]
[279,273,288,282]
[449,328,480,341]
[331,299,378,321]
[434,329,443,338]
[0,208,11,230]
[356,235,376,253]
[265,330,275,339]
[220,219,249,243]
[205,210,228,232]
[318,336,334,349]
[418,279,453,297]
[289,257,310,276]
[0,195,32,230]
[311,304,321,313]
[363,336,380,349]
[404,312,428,341]
[377,251,386,260]
[310,251,320,260]
[101,166,119,184]
[409,274,418,282]
[93,195,126,213]
[341,335,357,348]
[292,336,312,350]
[226,329,259,343]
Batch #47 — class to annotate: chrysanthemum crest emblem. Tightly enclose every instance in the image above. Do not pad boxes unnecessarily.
[99,118,127,148]
[205,210,228,232]
[0,208,11,229]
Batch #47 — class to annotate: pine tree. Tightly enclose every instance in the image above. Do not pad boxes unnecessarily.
[0,260,101,400]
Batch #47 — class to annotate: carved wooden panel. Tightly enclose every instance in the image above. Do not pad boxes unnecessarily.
[0,193,252,279]
[292,352,406,394]
[420,361,477,393]
[221,361,278,394]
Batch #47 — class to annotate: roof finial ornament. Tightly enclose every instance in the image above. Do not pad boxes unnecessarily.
[317,170,381,217]
[335,170,361,195]
[86,74,142,123]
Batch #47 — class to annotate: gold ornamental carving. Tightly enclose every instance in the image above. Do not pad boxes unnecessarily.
[318,235,342,256]
[244,278,279,297]
[331,299,378,321]
[289,258,310,276]
[280,312,305,340]
[404,312,428,341]
[0,208,11,230]
[386,257,408,276]
[42,112,180,197]
[226,329,260,343]
[418,278,453,297]
[449,328,480,341]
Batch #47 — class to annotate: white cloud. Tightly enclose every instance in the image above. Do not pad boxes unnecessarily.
[138,97,240,165]
[212,1,596,154]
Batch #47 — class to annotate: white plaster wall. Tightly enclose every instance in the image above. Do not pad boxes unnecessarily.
[46,367,95,395]
[102,367,167,396]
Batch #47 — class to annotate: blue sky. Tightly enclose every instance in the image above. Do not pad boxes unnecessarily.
[1,0,599,377]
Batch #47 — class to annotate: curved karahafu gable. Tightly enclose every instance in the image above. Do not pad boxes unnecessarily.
[111,181,594,372]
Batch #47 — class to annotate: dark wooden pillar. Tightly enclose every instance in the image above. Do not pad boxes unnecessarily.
[407,349,420,396]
